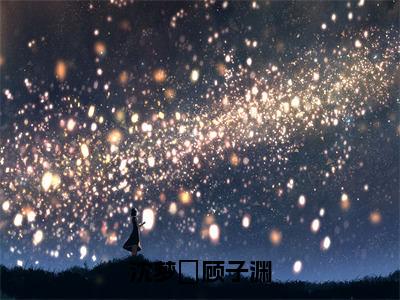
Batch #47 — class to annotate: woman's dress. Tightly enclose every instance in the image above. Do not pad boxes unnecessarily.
[123,217,142,252]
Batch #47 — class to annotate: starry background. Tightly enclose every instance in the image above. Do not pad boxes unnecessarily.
[0,0,399,282]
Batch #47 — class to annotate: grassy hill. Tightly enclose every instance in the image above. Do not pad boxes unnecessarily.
[1,255,399,299]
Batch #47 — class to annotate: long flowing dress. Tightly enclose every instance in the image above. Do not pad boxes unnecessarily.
[123,217,142,252]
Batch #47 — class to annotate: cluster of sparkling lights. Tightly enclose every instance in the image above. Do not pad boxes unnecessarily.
[0,1,397,275]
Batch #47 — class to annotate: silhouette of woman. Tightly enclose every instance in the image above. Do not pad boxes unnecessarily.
[123,208,146,256]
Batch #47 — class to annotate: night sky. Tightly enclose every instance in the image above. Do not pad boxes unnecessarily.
[0,1,399,282]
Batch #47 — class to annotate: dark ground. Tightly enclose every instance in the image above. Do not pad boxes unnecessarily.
[1,256,399,299]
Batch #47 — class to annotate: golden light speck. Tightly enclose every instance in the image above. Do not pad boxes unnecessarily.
[169,202,177,215]
[142,208,155,231]
[153,68,167,83]
[230,153,240,166]
[33,230,44,246]
[216,63,226,76]
[41,172,53,191]
[190,69,200,82]
[269,229,282,246]
[13,213,23,227]
[164,88,176,100]
[55,60,67,81]
[209,223,220,243]
[94,41,107,56]
[340,193,350,211]
[107,129,123,145]
[369,211,382,224]
[179,190,192,205]
[2,200,10,212]
[118,71,129,86]
[80,143,90,158]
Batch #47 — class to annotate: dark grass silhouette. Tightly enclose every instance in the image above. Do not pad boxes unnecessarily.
[1,255,399,299]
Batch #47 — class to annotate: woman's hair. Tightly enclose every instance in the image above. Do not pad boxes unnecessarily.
[131,208,138,217]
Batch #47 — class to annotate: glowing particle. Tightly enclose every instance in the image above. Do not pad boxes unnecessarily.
[311,218,320,233]
[131,113,139,123]
[291,96,300,108]
[51,174,61,189]
[179,190,192,205]
[230,153,240,166]
[246,57,252,66]
[164,88,176,100]
[33,230,44,246]
[312,72,320,81]
[55,60,67,81]
[363,184,369,191]
[41,172,53,191]
[153,68,167,83]
[141,122,153,132]
[80,246,87,259]
[17,260,23,267]
[190,69,200,82]
[341,193,349,202]
[88,105,95,118]
[225,55,231,63]
[169,202,177,215]
[209,224,220,242]
[27,210,36,222]
[331,14,337,22]
[348,12,353,20]
[142,208,155,230]
[2,200,10,211]
[242,215,251,228]
[293,260,302,274]
[355,40,362,48]
[148,156,155,168]
[287,178,294,189]
[321,23,327,30]
[66,118,76,131]
[13,213,23,227]
[269,229,282,246]
[107,129,122,145]
[369,211,382,224]
[319,208,325,217]
[321,236,331,250]
[94,41,106,56]
[298,195,306,207]
[216,63,226,76]
[340,193,350,210]
[80,144,90,158]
